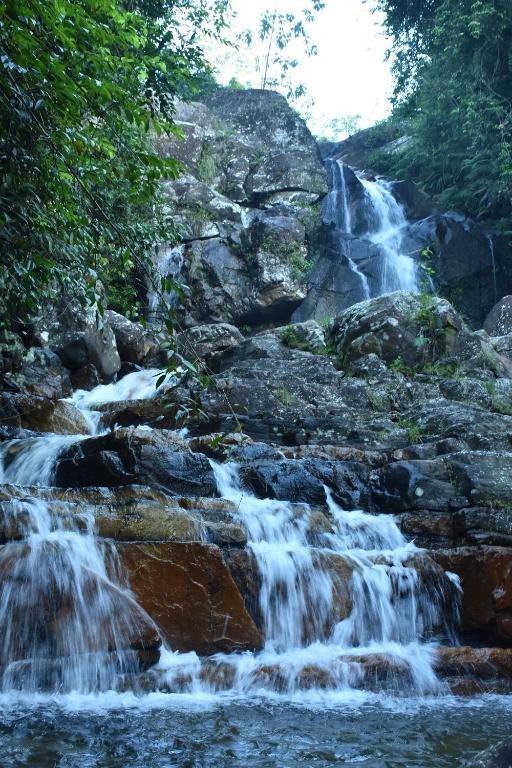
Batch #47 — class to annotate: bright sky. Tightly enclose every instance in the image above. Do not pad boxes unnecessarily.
[209,0,394,138]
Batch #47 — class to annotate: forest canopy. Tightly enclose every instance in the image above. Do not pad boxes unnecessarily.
[0,0,228,326]
[371,0,512,233]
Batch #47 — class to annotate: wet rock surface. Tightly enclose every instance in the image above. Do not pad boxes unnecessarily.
[54,427,217,495]
[118,542,263,655]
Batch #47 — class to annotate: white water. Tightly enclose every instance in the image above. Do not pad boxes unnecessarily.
[360,177,418,294]
[325,159,419,297]
[209,462,458,695]
[0,497,156,693]
[0,370,168,693]
[0,369,165,487]
[324,159,370,299]
[148,244,185,322]
[0,365,461,698]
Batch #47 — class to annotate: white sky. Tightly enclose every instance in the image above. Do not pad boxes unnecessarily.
[209,0,394,138]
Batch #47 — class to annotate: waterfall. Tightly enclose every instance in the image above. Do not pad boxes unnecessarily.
[0,497,156,693]
[324,159,370,299]
[324,159,419,298]
[487,234,498,305]
[148,244,185,322]
[360,178,418,294]
[210,461,459,695]
[0,369,164,488]
[0,370,461,698]
[0,372,166,694]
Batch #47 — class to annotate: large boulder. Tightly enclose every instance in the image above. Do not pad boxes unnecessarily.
[0,393,90,434]
[484,297,512,336]
[157,90,326,207]
[292,226,375,322]
[0,484,248,546]
[433,546,512,645]
[54,427,217,495]
[403,215,512,328]
[178,229,307,326]
[389,179,434,220]
[330,291,475,371]
[372,458,460,513]
[0,334,72,399]
[203,89,327,206]
[175,210,310,326]
[0,538,161,685]
[176,323,243,372]
[119,542,263,655]
[162,173,244,239]
[152,89,326,328]
[105,311,160,365]
[45,299,121,382]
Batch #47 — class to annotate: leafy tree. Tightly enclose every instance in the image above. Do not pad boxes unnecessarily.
[371,0,439,103]
[370,0,512,232]
[0,0,228,328]
[240,1,325,107]
[318,114,362,142]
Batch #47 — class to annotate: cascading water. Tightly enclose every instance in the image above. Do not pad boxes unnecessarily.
[208,462,459,696]
[360,177,418,294]
[0,497,154,693]
[325,158,419,298]
[324,159,370,299]
[0,369,164,488]
[148,243,185,322]
[0,370,165,694]
[0,366,461,699]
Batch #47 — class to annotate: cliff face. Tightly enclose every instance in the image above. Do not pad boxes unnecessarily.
[154,88,327,328]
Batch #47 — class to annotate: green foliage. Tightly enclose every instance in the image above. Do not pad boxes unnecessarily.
[370,0,512,236]
[389,356,415,376]
[316,114,362,142]
[366,387,389,412]
[485,380,512,416]
[422,360,465,380]
[280,324,326,355]
[258,234,312,282]
[196,145,219,184]
[273,386,297,406]
[240,1,325,112]
[479,345,501,376]
[418,246,435,290]
[227,77,246,90]
[0,0,229,328]
[288,251,313,282]
[397,415,422,445]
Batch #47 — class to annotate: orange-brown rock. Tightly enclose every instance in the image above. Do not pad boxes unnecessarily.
[0,393,90,434]
[432,546,512,644]
[119,542,263,655]
[0,542,161,669]
[435,646,512,679]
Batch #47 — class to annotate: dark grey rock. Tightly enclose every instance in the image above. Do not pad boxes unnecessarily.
[54,427,217,496]
[105,311,160,365]
[485,296,512,336]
